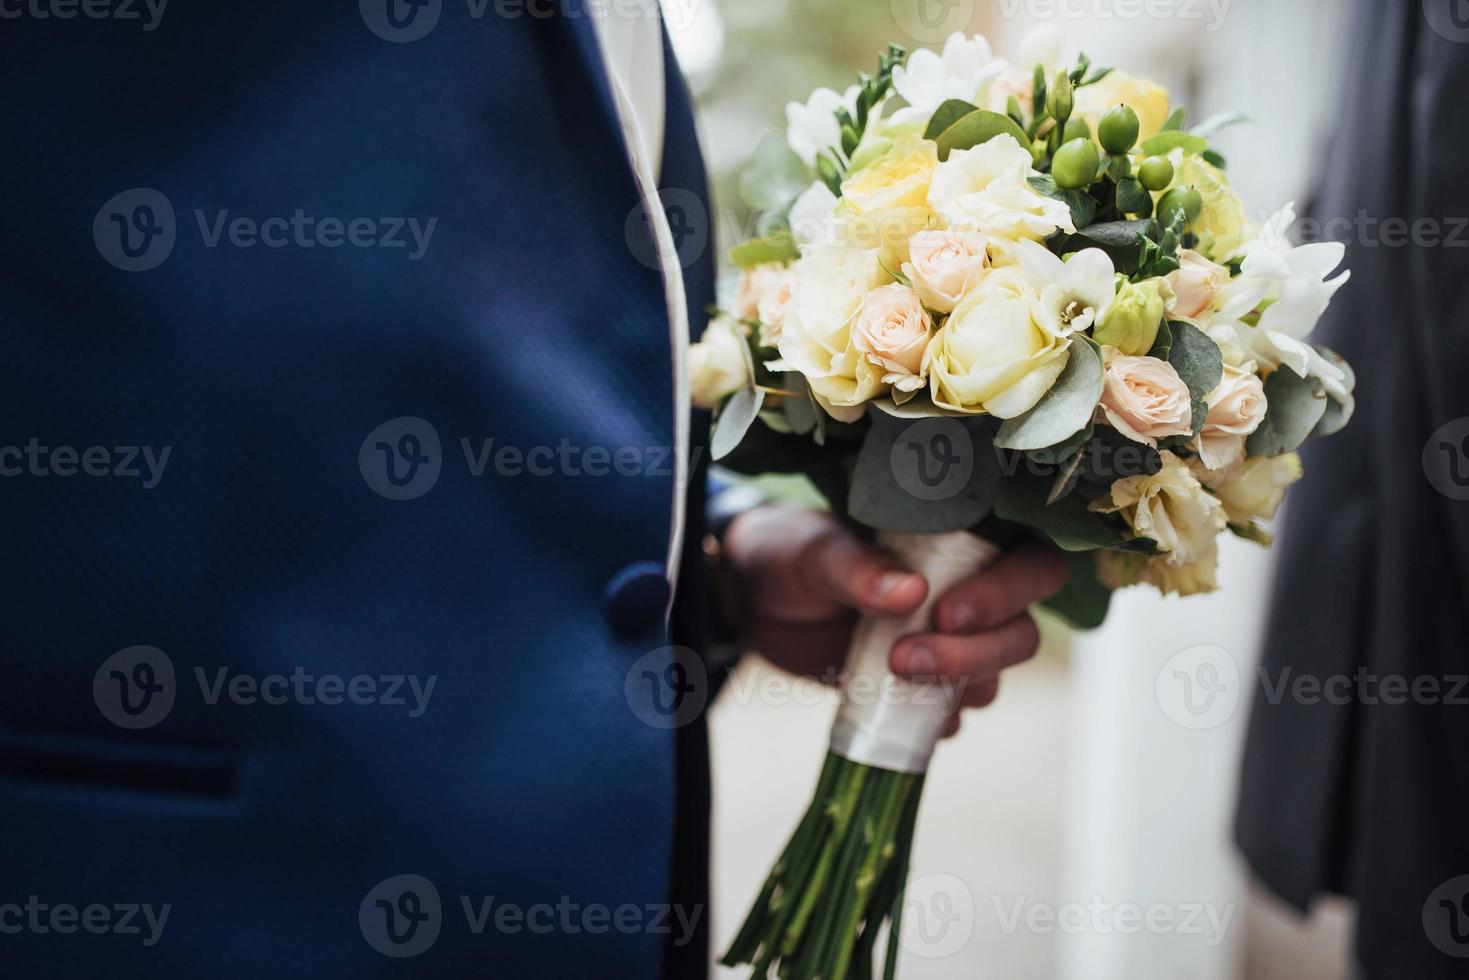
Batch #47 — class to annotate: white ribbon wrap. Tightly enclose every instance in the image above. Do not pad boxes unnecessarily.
[828,530,1001,774]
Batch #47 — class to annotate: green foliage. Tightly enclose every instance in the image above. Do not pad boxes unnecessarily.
[729,230,800,269]
[740,131,814,213]
[931,108,1031,161]
[1246,368,1329,456]
[994,339,1104,451]
[1041,550,1113,629]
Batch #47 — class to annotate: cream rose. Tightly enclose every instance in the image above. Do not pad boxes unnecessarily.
[1092,451,1227,593]
[776,245,890,421]
[1099,546,1221,598]
[1211,453,1302,527]
[901,230,989,313]
[928,134,1075,241]
[840,138,938,215]
[924,266,1071,418]
[853,284,934,393]
[1099,354,1194,446]
[688,316,750,409]
[1167,249,1230,324]
[1195,367,1267,471]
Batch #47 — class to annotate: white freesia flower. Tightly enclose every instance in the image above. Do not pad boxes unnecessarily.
[776,245,889,421]
[786,85,860,168]
[891,33,1007,124]
[1217,203,1351,394]
[928,135,1075,241]
[1002,238,1116,333]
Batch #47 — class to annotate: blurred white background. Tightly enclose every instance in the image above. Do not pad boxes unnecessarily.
[669,1,1356,976]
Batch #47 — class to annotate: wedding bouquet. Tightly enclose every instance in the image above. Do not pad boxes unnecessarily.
[690,31,1354,979]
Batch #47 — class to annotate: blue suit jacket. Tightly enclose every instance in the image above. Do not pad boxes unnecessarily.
[0,5,715,977]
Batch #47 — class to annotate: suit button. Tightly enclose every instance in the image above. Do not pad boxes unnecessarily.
[604,561,672,638]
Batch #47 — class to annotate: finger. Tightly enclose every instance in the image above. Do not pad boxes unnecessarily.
[798,528,928,618]
[890,614,1041,688]
[940,714,962,739]
[934,543,1069,634]
[960,676,1000,710]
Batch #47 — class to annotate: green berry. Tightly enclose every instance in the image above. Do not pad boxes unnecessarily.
[1098,104,1140,154]
[1157,186,1204,227]
[1051,138,1100,190]
[1062,117,1091,143]
[1138,156,1175,191]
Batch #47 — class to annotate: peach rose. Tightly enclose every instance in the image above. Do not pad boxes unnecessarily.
[901,230,988,314]
[1100,354,1194,446]
[735,262,795,348]
[853,284,933,392]
[1167,249,1230,324]
[1196,368,1267,470]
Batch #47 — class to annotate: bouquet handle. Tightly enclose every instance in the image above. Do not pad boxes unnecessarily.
[830,530,1002,773]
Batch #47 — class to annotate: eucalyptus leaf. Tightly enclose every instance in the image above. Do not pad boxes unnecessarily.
[1139,130,1208,156]
[847,411,1000,532]
[992,471,1123,552]
[923,99,980,140]
[739,131,814,214]
[1167,321,1224,402]
[1161,108,1186,132]
[1246,368,1328,456]
[1041,550,1112,629]
[710,386,766,461]
[995,339,1103,450]
[1310,345,1356,438]
[934,109,1031,161]
[729,231,799,270]
[783,380,817,436]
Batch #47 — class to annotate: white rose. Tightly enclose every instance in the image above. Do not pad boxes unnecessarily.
[853,284,934,393]
[924,266,1071,418]
[1210,453,1303,526]
[688,316,749,409]
[928,134,1075,241]
[776,246,889,421]
[901,230,989,313]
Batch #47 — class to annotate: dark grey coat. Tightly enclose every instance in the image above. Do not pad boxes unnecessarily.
[1236,2,1469,977]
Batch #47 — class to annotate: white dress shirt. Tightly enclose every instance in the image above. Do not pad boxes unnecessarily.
[589,8,691,592]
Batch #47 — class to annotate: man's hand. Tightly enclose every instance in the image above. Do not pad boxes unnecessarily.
[723,505,1068,735]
